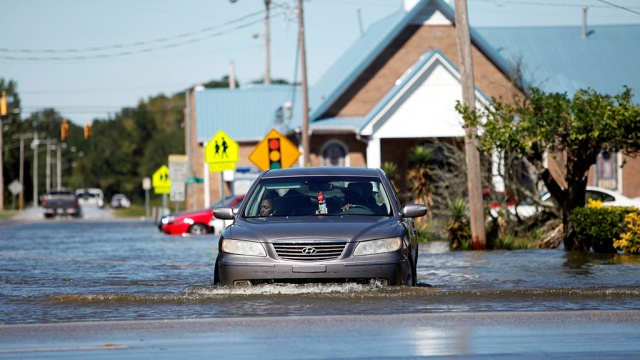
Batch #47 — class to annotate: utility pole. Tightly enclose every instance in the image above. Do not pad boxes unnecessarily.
[298,0,310,166]
[45,140,51,191]
[454,0,486,249]
[32,131,39,208]
[19,136,24,210]
[13,133,33,211]
[264,0,271,85]
[57,143,62,188]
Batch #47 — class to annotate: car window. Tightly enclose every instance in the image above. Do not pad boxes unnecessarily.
[586,190,615,203]
[243,176,392,217]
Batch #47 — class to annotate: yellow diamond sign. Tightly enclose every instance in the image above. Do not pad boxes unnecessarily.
[249,128,300,171]
[152,165,171,194]
[205,130,238,172]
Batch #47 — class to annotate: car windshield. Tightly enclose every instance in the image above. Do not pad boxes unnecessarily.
[243,175,392,217]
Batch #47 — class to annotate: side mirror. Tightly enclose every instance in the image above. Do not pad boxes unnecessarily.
[402,204,428,218]
[213,206,235,220]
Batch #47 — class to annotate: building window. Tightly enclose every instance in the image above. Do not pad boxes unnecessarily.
[596,151,617,190]
[321,141,347,167]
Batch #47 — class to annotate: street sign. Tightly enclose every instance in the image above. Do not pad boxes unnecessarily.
[186,177,204,184]
[142,177,151,190]
[152,165,171,194]
[205,130,238,172]
[8,180,22,195]
[169,155,188,202]
[249,128,301,171]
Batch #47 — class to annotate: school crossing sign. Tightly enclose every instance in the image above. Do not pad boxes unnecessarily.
[205,130,239,172]
[152,165,171,194]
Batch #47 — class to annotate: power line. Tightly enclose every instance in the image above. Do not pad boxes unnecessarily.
[0,11,284,61]
[596,0,640,15]
[0,10,264,54]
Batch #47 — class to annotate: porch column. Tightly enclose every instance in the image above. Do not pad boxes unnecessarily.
[366,136,381,168]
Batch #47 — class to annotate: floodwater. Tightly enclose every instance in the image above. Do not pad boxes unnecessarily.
[1,219,640,324]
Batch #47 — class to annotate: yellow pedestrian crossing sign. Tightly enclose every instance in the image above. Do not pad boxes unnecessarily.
[205,130,238,172]
[152,165,171,194]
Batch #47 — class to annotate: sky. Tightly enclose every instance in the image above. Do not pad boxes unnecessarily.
[2,0,640,124]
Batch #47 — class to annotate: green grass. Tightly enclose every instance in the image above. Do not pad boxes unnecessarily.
[0,210,19,220]
[112,204,148,218]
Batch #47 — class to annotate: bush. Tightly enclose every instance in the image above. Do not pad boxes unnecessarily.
[614,212,640,254]
[571,203,639,253]
[446,199,471,250]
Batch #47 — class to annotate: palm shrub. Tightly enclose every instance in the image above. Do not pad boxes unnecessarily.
[381,161,400,194]
[446,198,471,250]
[408,146,433,223]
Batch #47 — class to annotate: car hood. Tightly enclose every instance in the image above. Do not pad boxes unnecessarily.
[224,216,403,242]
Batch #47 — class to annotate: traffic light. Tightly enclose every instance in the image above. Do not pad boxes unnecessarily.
[61,119,69,141]
[84,123,92,139]
[268,137,281,169]
[0,91,7,117]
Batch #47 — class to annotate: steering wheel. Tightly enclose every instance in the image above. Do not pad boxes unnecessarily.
[342,204,375,215]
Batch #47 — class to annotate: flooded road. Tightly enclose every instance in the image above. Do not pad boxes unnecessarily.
[1,219,640,324]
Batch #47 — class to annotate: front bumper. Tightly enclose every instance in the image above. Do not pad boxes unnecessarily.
[217,251,410,286]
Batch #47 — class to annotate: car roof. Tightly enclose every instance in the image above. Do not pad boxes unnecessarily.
[260,167,381,179]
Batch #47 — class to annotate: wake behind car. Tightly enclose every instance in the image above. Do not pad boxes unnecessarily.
[213,167,427,286]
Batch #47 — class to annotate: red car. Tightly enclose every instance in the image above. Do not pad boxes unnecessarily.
[161,194,245,236]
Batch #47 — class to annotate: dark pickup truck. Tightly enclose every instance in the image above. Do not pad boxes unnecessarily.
[42,189,81,218]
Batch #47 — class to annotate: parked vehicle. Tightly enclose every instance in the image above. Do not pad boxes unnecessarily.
[212,167,428,286]
[584,186,640,208]
[513,186,640,218]
[42,188,81,218]
[110,193,131,209]
[76,188,105,208]
[160,194,245,236]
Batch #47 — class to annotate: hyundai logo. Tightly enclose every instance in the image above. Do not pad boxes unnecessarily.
[301,247,317,255]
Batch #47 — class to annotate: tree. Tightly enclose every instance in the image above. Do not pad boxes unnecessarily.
[461,87,640,250]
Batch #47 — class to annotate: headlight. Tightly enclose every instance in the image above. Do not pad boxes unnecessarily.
[161,216,174,225]
[354,237,402,256]
[221,239,266,257]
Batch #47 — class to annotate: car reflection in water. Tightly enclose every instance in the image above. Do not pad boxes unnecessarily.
[160,194,245,236]
[213,167,427,286]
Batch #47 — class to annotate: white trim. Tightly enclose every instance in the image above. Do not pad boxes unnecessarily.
[366,137,381,169]
[360,53,489,139]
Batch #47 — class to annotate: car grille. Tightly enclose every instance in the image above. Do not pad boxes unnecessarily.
[273,241,346,261]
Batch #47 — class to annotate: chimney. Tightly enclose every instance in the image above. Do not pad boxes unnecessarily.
[582,6,588,39]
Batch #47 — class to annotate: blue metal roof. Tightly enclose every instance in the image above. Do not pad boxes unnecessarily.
[196,84,301,142]
[476,24,640,96]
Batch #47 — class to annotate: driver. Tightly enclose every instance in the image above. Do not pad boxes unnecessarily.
[260,198,277,216]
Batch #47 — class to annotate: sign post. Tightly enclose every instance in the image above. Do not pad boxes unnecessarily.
[152,165,171,217]
[249,128,300,171]
[169,155,188,211]
[142,177,151,219]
